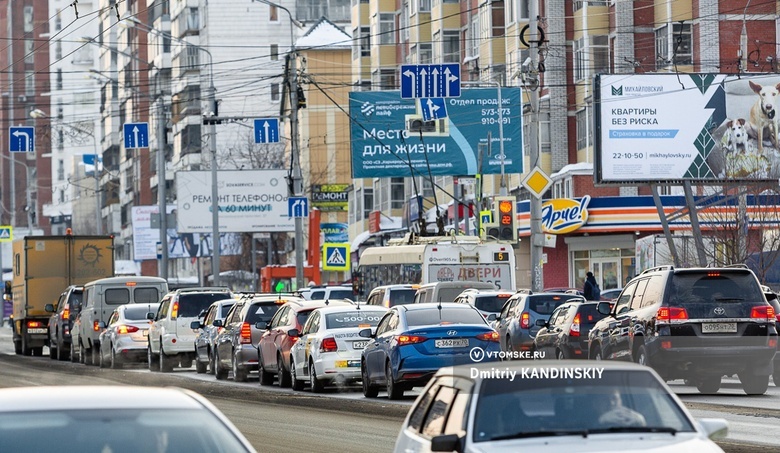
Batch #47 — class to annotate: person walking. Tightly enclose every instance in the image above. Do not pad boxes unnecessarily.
[583,271,601,301]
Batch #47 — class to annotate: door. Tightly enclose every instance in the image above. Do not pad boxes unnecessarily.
[591,259,621,292]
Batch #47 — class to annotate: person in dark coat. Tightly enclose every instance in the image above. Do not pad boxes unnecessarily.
[583,271,600,301]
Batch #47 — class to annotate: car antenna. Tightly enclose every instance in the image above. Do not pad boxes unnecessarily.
[325,299,330,305]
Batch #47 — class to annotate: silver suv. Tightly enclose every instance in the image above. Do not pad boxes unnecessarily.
[365,284,418,308]
[302,285,354,301]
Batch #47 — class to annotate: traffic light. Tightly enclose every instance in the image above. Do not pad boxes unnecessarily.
[494,196,518,243]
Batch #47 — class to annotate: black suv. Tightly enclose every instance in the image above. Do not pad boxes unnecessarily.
[589,266,778,395]
[44,286,83,362]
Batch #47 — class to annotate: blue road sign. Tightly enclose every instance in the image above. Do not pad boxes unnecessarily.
[9,127,35,153]
[420,98,448,121]
[288,197,309,218]
[124,122,149,149]
[400,64,461,99]
[254,118,280,144]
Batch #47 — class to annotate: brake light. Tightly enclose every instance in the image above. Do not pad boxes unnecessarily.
[520,312,530,329]
[476,331,500,342]
[570,313,581,337]
[320,337,338,352]
[61,307,70,321]
[171,301,179,319]
[240,322,252,344]
[27,321,42,328]
[657,307,688,322]
[751,305,775,322]
[93,320,100,331]
[396,334,427,346]
[117,325,140,335]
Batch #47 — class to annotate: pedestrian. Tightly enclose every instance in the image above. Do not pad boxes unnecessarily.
[583,271,601,301]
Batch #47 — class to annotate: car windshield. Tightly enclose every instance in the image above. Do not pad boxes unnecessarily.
[473,369,695,443]
[178,293,232,318]
[325,311,384,329]
[474,295,511,313]
[123,304,158,321]
[388,289,416,306]
[246,303,281,324]
[0,408,251,453]
[528,295,582,315]
[406,307,485,326]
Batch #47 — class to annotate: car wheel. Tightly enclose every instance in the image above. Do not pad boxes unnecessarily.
[48,341,57,359]
[82,343,93,366]
[57,338,69,361]
[635,345,651,367]
[739,373,770,395]
[505,335,513,355]
[148,343,160,371]
[21,334,32,356]
[278,353,292,388]
[233,351,248,382]
[386,361,403,400]
[556,349,566,360]
[773,370,780,387]
[209,350,217,375]
[214,350,228,380]
[258,352,274,386]
[593,346,603,361]
[362,361,379,398]
[159,343,174,373]
[195,354,208,374]
[98,346,107,368]
[310,359,324,393]
[290,359,304,391]
[695,376,721,394]
[91,345,100,366]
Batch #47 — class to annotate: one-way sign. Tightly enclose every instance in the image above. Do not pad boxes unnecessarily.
[254,118,280,144]
[9,127,35,153]
[124,122,149,149]
[401,64,460,99]
[420,98,448,121]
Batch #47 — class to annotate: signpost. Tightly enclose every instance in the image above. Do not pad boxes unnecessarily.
[253,118,280,144]
[123,122,149,149]
[9,127,34,153]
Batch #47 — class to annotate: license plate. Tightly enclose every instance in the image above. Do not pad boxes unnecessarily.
[27,328,47,334]
[701,322,737,333]
[352,340,368,349]
[435,339,469,348]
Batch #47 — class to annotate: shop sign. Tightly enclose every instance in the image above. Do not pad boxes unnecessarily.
[541,196,590,234]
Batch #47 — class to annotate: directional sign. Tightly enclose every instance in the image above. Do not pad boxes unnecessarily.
[254,118,280,144]
[0,225,12,242]
[123,122,149,149]
[322,243,350,271]
[9,127,35,153]
[400,64,460,99]
[288,197,309,218]
[420,98,448,121]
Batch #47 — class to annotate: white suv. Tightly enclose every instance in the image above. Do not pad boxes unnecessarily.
[302,285,354,301]
[147,287,233,372]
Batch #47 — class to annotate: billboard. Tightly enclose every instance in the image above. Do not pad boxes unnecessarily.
[131,205,242,260]
[311,184,349,211]
[595,73,780,183]
[176,170,295,233]
[350,88,523,178]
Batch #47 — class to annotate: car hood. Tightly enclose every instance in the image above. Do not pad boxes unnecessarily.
[466,432,721,453]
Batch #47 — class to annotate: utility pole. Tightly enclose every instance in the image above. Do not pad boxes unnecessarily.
[209,85,220,287]
[157,100,168,279]
[529,0,544,292]
[290,47,304,290]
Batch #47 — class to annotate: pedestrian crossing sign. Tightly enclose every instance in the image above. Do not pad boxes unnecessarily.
[322,243,350,271]
[0,226,12,242]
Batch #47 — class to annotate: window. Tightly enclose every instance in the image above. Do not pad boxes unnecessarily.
[442,30,460,63]
[614,281,637,315]
[421,386,457,438]
[360,27,370,57]
[270,44,278,61]
[270,4,278,21]
[379,13,395,45]
[374,68,396,90]
[105,288,131,305]
[576,108,589,150]
[400,2,409,43]
[391,177,405,209]
[25,71,35,95]
[57,160,64,181]
[24,6,34,32]
[364,187,374,218]
[271,83,280,102]
[468,17,479,58]
[55,10,62,31]
[419,43,432,64]
[573,38,586,81]
[56,69,63,90]
[574,0,607,11]
[59,190,65,203]
[655,25,670,69]
[55,40,62,60]
[630,278,649,311]
[411,0,431,14]
[592,36,609,75]
[25,40,34,64]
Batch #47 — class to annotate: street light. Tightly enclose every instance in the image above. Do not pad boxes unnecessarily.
[29,109,101,234]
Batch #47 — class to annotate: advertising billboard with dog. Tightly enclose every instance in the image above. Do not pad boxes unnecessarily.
[595,73,780,183]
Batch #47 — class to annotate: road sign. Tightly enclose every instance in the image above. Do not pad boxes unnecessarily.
[9,127,35,153]
[253,118,280,144]
[0,226,12,242]
[322,243,350,271]
[522,166,553,199]
[420,97,448,121]
[123,122,149,149]
[288,197,309,218]
[400,64,461,99]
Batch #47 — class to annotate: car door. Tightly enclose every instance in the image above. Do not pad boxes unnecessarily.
[216,302,243,362]
[606,281,638,360]
[496,297,519,348]
[363,310,395,380]
[195,305,216,359]
[536,306,565,356]
[260,306,288,371]
[150,296,171,353]
[299,311,321,377]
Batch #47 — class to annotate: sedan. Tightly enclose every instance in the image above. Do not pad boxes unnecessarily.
[360,303,501,400]
[394,361,728,453]
[290,305,388,392]
[98,303,160,369]
[0,385,256,453]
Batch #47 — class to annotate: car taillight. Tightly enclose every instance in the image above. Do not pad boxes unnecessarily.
[320,337,338,352]
[657,307,688,322]
[27,321,43,328]
[570,313,581,337]
[61,307,70,321]
[171,301,179,319]
[240,322,252,344]
[396,334,427,346]
[93,320,100,331]
[476,331,500,342]
[117,325,140,335]
[520,312,530,329]
[751,305,775,322]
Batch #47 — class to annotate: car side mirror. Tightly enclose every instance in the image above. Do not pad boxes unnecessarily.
[190,321,202,330]
[287,328,300,338]
[486,313,497,322]
[358,328,373,338]
[98,321,106,329]
[430,433,462,452]
[597,301,612,316]
[45,304,55,313]
[535,319,547,327]
[213,319,223,328]
[699,418,728,440]
[146,312,155,320]
[255,321,268,330]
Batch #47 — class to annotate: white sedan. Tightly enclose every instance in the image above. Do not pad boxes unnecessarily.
[289,304,388,392]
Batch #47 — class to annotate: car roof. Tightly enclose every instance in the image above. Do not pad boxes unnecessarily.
[286,299,353,310]
[468,290,515,297]
[313,305,388,315]
[85,276,168,286]
[439,360,652,379]
[400,302,475,311]
[0,386,205,412]
[371,284,419,291]
[249,295,304,304]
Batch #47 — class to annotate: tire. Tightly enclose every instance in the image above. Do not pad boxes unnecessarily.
[70,341,78,363]
[21,334,32,356]
[98,347,107,368]
[91,345,100,366]
[32,347,43,357]
[14,339,22,355]
[159,343,174,373]
[148,343,160,371]
[386,361,403,400]
[57,339,69,361]
[695,376,721,394]
[258,352,274,386]
[233,352,248,382]
[740,373,770,395]
[310,359,324,393]
[634,345,651,367]
[110,347,123,369]
[209,350,217,375]
[195,356,208,374]
[362,361,379,398]
[593,346,603,361]
[556,349,566,360]
[82,343,93,366]
[49,341,57,359]
[180,359,193,369]
[278,353,292,388]
[505,335,513,355]
[290,359,304,391]
[214,350,228,380]
[773,371,780,387]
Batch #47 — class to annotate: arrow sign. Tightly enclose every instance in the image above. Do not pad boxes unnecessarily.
[401,67,417,99]
[123,122,149,149]
[400,64,461,99]
[421,98,447,121]
[287,196,309,218]
[253,118,280,144]
[9,127,35,153]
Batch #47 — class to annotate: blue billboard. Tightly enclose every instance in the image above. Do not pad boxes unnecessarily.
[350,88,523,178]
[321,223,349,243]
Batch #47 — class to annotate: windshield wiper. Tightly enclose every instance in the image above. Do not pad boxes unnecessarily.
[491,430,589,441]
[590,426,678,435]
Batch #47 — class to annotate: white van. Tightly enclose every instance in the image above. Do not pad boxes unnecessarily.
[76,276,168,366]
[413,281,496,304]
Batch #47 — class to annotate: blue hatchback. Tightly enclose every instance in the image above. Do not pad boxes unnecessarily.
[359,303,501,399]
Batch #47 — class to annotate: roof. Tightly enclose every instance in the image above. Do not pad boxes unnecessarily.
[295,17,352,50]
[85,276,167,286]
[0,386,203,412]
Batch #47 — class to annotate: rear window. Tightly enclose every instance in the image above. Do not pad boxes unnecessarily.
[668,272,765,317]
[528,295,582,315]
[327,290,354,300]
[388,289,416,306]
[474,295,511,313]
[124,304,158,321]
[406,307,485,326]
[325,311,384,329]
[134,288,160,304]
[177,293,232,318]
[246,303,281,324]
[437,288,470,303]
[105,288,130,305]
[67,292,83,309]
[577,304,606,325]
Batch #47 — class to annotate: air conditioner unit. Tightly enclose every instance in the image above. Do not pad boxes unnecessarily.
[406,118,437,133]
